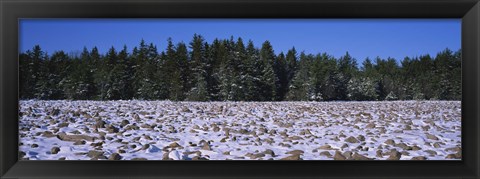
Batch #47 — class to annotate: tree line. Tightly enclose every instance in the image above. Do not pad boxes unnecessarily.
[19,34,461,101]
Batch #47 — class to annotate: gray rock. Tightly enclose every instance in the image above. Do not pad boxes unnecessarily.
[352,153,373,160]
[42,131,56,138]
[345,136,359,143]
[318,144,332,150]
[87,150,105,158]
[169,142,182,148]
[132,158,148,160]
[51,147,60,154]
[120,120,130,127]
[426,133,439,140]
[202,143,212,151]
[73,140,86,145]
[333,151,346,160]
[95,120,106,128]
[384,139,395,145]
[280,154,302,160]
[286,150,304,155]
[357,135,365,142]
[263,149,275,156]
[57,123,69,128]
[320,151,332,157]
[411,156,427,160]
[108,153,122,160]
[424,150,437,156]
[387,149,402,160]
[57,132,95,142]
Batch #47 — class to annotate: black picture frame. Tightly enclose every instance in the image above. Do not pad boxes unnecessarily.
[1,0,479,178]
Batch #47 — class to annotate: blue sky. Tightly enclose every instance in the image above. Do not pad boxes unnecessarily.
[20,19,460,63]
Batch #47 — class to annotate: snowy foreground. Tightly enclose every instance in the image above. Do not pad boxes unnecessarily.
[19,100,461,160]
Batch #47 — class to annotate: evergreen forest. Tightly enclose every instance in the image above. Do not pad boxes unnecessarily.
[19,34,462,101]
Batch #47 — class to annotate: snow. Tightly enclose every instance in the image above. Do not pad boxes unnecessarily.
[19,100,461,160]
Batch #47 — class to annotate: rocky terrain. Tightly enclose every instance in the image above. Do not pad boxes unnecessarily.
[18,100,461,160]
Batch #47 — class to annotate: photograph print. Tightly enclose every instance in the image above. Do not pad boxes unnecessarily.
[18,19,462,160]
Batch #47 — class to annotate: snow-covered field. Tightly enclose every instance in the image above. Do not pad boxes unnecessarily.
[19,100,461,160]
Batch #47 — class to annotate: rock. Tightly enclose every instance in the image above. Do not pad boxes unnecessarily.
[384,139,395,145]
[51,147,60,154]
[320,151,332,157]
[357,135,366,142]
[365,123,376,129]
[87,150,105,158]
[376,150,383,158]
[220,137,227,143]
[109,153,122,160]
[433,142,442,148]
[202,143,212,151]
[239,129,249,134]
[445,147,461,153]
[181,106,191,113]
[57,132,95,142]
[333,151,346,160]
[424,150,437,156]
[42,131,56,138]
[132,158,148,160]
[340,143,349,149]
[118,149,126,154]
[57,123,69,128]
[387,149,402,160]
[141,144,150,150]
[120,120,130,127]
[31,144,39,148]
[280,154,302,160]
[343,151,353,159]
[411,156,427,160]
[426,134,439,140]
[73,140,86,145]
[318,144,332,150]
[95,120,106,128]
[223,151,231,155]
[352,153,373,160]
[162,152,171,160]
[446,153,461,159]
[106,125,119,133]
[169,142,182,148]
[70,130,81,134]
[286,150,304,155]
[344,136,359,143]
[412,145,422,151]
[395,143,412,150]
[58,157,66,160]
[263,149,275,156]
[248,153,266,159]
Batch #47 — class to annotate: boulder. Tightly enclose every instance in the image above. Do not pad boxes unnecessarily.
[426,133,439,140]
[51,147,60,154]
[333,151,346,160]
[57,132,95,142]
[108,153,122,160]
[345,136,359,143]
[280,154,302,160]
[263,149,275,156]
[387,149,402,160]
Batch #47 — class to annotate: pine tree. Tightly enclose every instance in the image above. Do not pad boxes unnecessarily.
[259,41,278,101]
[187,34,208,101]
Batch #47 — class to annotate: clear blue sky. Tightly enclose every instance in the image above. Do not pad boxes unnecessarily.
[20,19,460,63]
